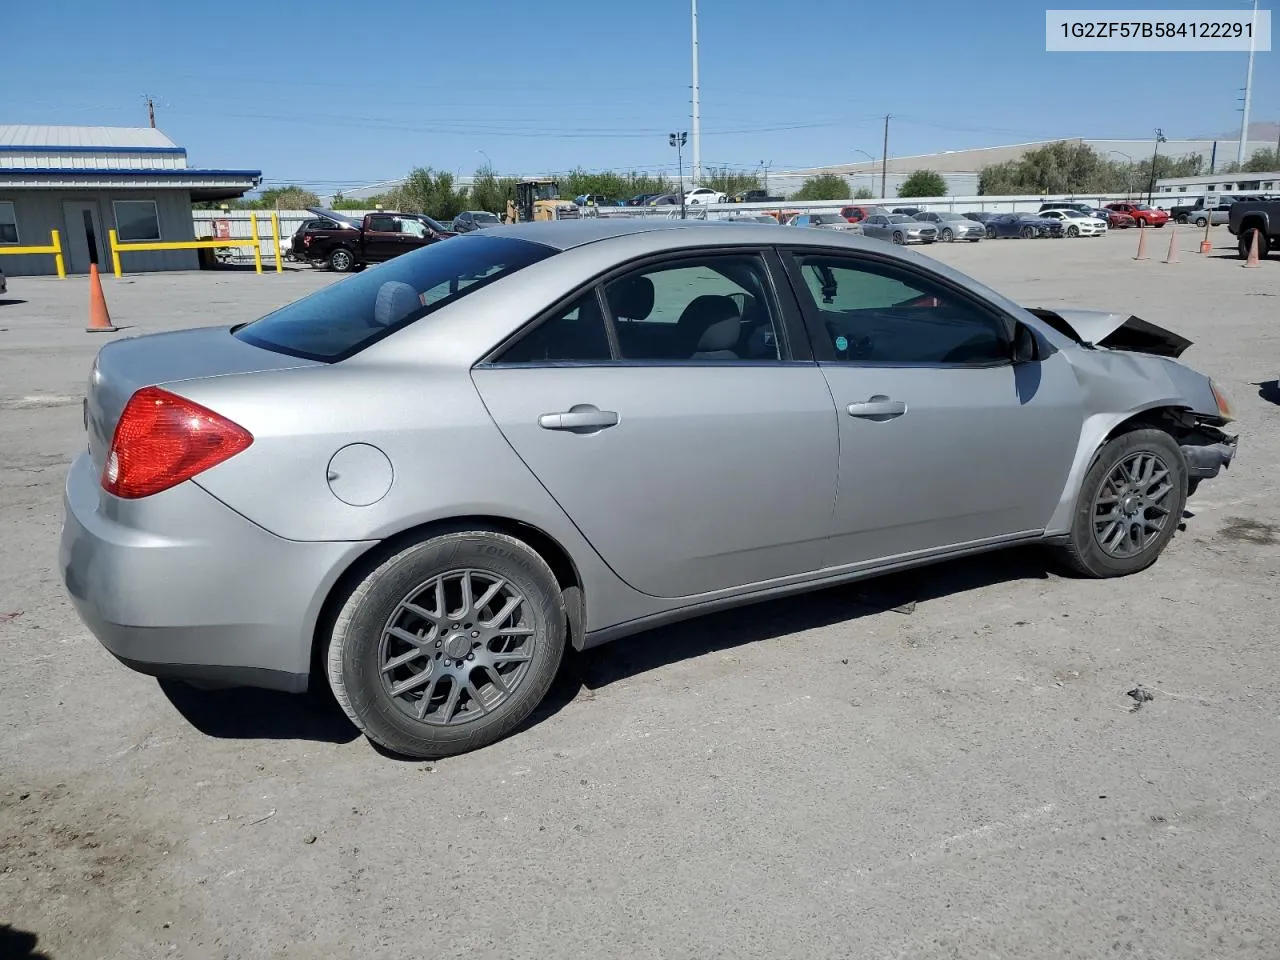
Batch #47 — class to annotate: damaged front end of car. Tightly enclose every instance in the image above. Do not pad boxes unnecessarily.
[1029,307,1240,490]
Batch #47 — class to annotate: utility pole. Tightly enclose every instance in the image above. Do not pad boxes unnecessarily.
[691,0,701,185]
[1147,128,1167,205]
[670,132,688,219]
[760,160,771,194]
[145,95,156,128]
[1238,0,1259,166]
[880,114,890,198]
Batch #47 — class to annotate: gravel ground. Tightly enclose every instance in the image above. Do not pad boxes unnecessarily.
[2,229,1278,960]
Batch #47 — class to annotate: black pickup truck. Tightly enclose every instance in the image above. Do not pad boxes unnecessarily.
[302,208,456,272]
[1228,199,1280,259]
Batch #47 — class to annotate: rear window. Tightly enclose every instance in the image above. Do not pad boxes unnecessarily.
[234,235,555,362]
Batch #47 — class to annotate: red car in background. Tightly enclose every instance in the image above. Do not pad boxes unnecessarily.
[1105,202,1169,227]
[1089,207,1136,229]
[839,204,889,223]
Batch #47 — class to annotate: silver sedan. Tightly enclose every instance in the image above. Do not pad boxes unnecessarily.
[859,213,938,244]
[62,220,1238,758]
[914,211,986,241]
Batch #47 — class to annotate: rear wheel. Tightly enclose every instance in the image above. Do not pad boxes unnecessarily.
[1054,429,1187,578]
[1239,227,1269,260]
[1194,215,1208,228]
[328,247,356,272]
[327,530,567,758]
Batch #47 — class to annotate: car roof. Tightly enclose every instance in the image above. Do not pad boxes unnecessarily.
[484,217,881,251]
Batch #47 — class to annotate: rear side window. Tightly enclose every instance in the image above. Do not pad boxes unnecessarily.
[234,236,555,362]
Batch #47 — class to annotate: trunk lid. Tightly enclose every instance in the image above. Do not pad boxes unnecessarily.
[85,327,319,469]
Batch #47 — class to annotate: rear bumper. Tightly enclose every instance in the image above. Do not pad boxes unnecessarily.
[59,452,373,692]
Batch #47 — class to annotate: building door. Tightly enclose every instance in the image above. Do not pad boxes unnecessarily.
[62,201,106,274]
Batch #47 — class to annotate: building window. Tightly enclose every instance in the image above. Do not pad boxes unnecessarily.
[113,200,161,242]
[0,201,17,244]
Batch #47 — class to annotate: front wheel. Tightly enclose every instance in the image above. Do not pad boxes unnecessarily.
[1067,225,1080,238]
[327,530,567,758]
[940,228,954,242]
[891,231,905,244]
[1154,221,1166,228]
[1054,429,1188,578]
[1194,216,1208,228]
[1020,225,1036,239]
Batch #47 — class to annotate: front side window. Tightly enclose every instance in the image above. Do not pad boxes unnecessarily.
[790,253,1010,366]
[366,214,398,232]
[0,201,17,243]
[400,218,429,238]
[235,235,556,362]
[602,255,783,362]
[495,292,612,364]
[113,200,160,242]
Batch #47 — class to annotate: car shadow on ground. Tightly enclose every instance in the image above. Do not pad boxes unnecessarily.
[0,924,52,960]
[157,679,360,745]
[154,548,1058,754]
[1258,380,1280,406]
[0,299,29,307]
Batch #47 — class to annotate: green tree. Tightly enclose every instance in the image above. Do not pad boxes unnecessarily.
[1243,149,1279,173]
[898,169,947,198]
[468,166,519,215]
[790,173,852,201]
[256,185,320,209]
[701,166,762,196]
[852,187,874,200]
[387,168,469,220]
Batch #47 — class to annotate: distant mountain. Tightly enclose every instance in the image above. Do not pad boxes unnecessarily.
[1198,120,1279,142]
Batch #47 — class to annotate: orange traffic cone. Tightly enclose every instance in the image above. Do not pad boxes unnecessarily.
[1164,225,1179,263]
[1199,237,1213,254]
[85,263,118,333]
[1243,229,1262,268]
[1133,222,1149,260]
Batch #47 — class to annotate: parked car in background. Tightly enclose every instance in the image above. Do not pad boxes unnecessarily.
[1105,202,1169,227]
[784,213,865,233]
[913,211,985,242]
[685,187,727,205]
[859,213,937,244]
[626,193,661,206]
[963,211,1001,225]
[725,214,779,224]
[1185,203,1233,228]
[891,207,922,216]
[1039,209,1108,237]
[288,217,346,261]
[984,213,1055,239]
[839,204,890,224]
[1087,207,1136,229]
[451,210,502,234]
[728,189,784,203]
[302,208,456,272]
[1039,202,1094,215]
[573,195,613,208]
[648,194,681,206]
[61,219,1239,759]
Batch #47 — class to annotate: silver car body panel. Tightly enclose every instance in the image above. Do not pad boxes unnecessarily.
[61,220,1235,687]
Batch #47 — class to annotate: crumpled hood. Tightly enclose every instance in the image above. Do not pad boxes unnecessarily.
[1027,308,1193,359]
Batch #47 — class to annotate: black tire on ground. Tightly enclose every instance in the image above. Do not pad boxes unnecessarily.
[327,530,567,758]
[1177,214,1189,225]
[892,231,905,244]
[328,247,356,272]
[1021,225,1036,239]
[1054,428,1188,579]
[1067,225,1080,238]
[940,228,954,242]
[1194,216,1208,228]
[1239,227,1270,260]
[987,226,997,239]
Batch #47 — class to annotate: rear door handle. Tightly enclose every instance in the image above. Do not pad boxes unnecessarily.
[846,396,907,420]
[538,405,619,431]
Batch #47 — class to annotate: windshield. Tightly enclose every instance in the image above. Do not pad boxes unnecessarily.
[936,212,965,220]
[473,212,500,224]
[533,183,558,201]
[1134,204,1151,211]
[886,214,915,223]
[234,235,556,362]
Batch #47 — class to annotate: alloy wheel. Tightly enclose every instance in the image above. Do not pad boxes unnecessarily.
[1092,452,1175,559]
[378,569,536,725]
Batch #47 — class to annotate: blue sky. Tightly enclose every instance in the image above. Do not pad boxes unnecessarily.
[8,0,1275,192]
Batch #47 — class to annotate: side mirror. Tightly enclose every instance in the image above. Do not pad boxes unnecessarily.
[1012,321,1039,364]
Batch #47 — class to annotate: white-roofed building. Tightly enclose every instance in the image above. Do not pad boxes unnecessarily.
[0,125,260,276]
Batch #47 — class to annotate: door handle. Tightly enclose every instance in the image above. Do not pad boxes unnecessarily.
[846,396,907,420]
[538,405,619,432]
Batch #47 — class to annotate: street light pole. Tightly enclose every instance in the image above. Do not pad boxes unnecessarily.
[1109,150,1134,199]
[1238,0,1259,166]
[1147,129,1166,205]
[670,132,688,219]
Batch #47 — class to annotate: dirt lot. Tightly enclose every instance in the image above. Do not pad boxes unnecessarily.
[2,229,1278,960]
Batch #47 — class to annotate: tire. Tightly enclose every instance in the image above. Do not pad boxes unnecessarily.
[1155,221,1165,228]
[940,228,954,242]
[1020,225,1035,239]
[1067,225,1080,238]
[1176,214,1189,225]
[892,231,905,244]
[327,530,567,758]
[1054,428,1188,579]
[328,247,356,272]
[987,226,997,239]
[1194,216,1208,228]
[1239,227,1269,260]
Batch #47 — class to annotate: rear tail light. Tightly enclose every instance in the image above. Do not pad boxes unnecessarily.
[102,386,252,499]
